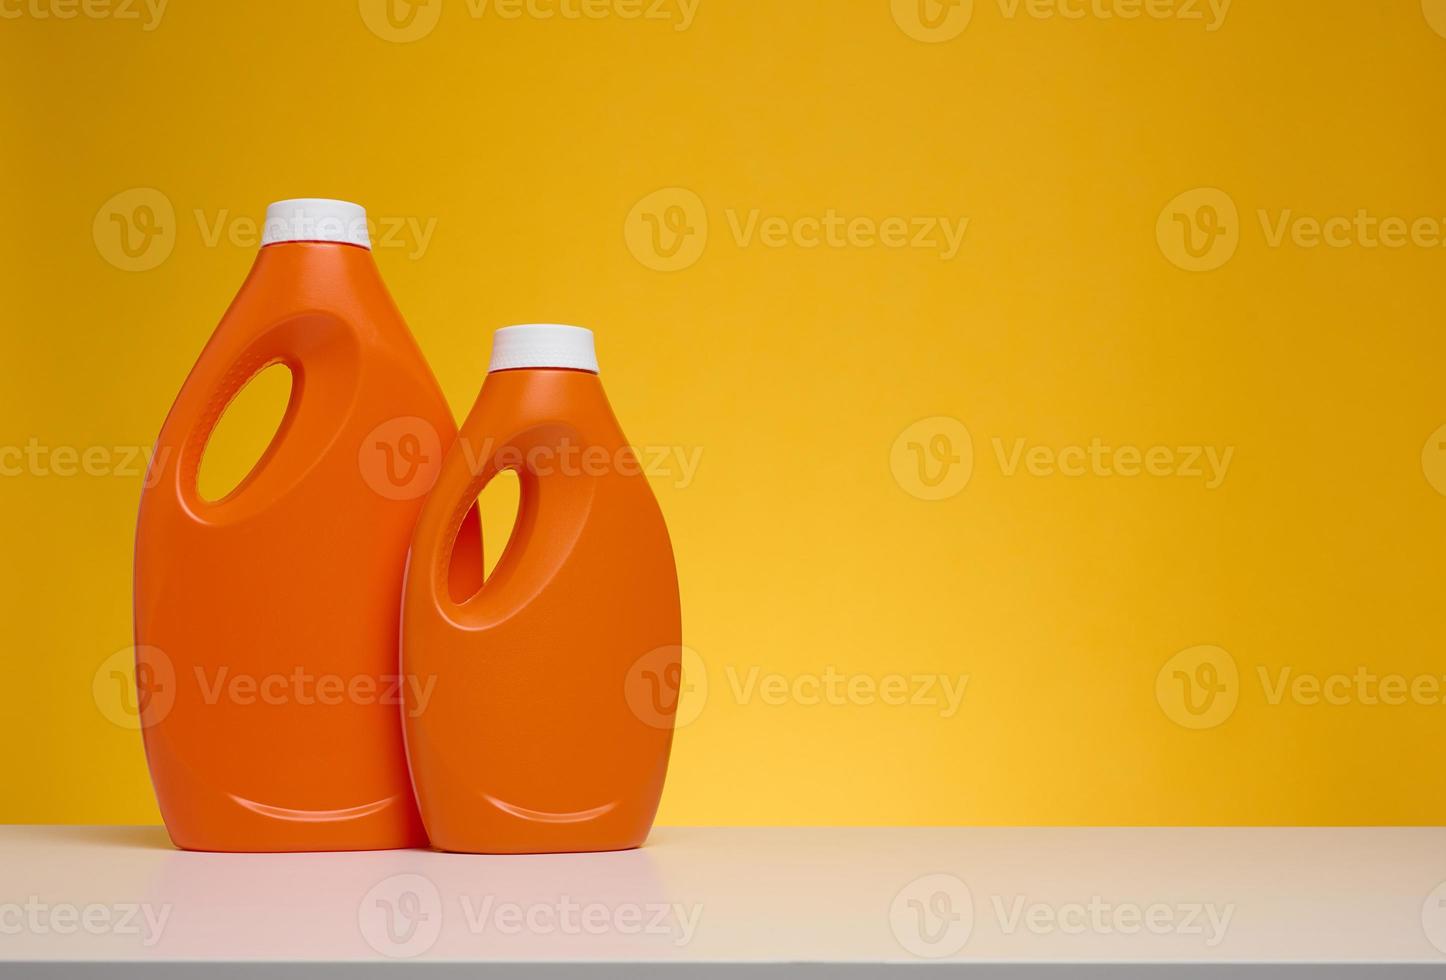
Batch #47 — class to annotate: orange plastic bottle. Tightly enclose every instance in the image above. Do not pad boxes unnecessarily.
[134,199,478,852]
[401,324,682,854]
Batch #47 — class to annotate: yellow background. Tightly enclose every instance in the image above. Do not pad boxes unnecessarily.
[4,0,1446,825]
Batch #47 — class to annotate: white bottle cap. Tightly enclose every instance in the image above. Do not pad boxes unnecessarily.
[261,198,371,249]
[488,324,599,373]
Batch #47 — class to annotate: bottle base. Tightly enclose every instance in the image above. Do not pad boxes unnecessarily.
[428,838,647,856]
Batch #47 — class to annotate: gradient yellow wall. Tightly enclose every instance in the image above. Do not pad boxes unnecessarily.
[4,0,1446,825]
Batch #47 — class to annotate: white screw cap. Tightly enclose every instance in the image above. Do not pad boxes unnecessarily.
[488,324,599,373]
[261,198,371,249]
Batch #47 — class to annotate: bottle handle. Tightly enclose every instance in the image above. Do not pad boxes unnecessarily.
[157,312,361,524]
[419,421,596,631]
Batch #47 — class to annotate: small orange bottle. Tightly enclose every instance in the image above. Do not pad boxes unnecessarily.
[402,324,682,853]
[134,199,478,852]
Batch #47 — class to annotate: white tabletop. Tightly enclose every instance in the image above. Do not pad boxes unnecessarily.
[0,825,1443,970]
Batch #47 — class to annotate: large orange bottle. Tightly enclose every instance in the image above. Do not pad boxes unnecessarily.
[401,324,682,853]
[134,199,477,852]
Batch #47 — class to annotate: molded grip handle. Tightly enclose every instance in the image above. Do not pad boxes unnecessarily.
[422,419,597,632]
[158,311,361,526]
